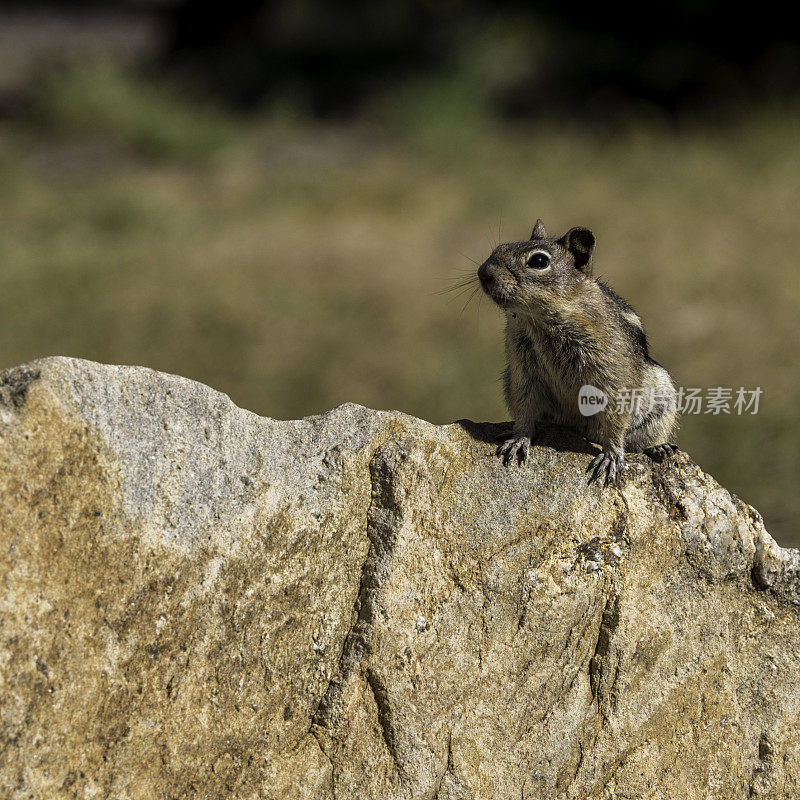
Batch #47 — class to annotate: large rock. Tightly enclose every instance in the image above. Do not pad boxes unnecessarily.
[1,357,799,799]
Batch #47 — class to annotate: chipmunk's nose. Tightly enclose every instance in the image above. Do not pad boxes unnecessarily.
[478,261,494,289]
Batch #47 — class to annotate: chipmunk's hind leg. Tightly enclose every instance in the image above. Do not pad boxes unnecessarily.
[643,442,678,462]
[625,363,678,460]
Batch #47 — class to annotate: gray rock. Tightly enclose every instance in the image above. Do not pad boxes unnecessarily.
[1,357,799,799]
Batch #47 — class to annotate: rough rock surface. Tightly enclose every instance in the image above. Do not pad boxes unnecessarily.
[2,357,800,800]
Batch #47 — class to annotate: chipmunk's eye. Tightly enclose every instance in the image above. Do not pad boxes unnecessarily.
[526,251,550,270]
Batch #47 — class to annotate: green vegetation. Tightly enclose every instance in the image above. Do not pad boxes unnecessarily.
[27,62,234,160]
[1,66,798,544]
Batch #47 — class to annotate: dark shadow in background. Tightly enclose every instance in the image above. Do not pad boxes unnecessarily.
[6,1,799,121]
[159,0,800,120]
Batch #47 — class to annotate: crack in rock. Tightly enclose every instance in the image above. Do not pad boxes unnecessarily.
[313,439,409,730]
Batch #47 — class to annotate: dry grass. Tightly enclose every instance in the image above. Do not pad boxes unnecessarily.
[1,112,798,543]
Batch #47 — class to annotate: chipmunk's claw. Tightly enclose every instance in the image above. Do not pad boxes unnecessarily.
[587,449,626,487]
[643,443,678,462]
[497,435,532,465]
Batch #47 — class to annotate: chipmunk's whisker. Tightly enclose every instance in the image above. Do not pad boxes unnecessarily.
[456,250,480,266]
[447,286,479,305]
[437,273,480,297]
[460,284,482,314]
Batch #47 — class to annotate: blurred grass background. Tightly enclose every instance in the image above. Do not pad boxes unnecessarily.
[1,3,799,545]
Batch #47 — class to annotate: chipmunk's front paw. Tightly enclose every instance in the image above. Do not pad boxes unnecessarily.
[587,448,626,487]
[496,434,532,465]
[643,443,678,462]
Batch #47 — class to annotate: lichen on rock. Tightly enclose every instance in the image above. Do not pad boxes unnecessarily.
[1,357,799,799]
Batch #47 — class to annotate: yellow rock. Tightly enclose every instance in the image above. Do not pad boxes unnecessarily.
[1,357,799,799]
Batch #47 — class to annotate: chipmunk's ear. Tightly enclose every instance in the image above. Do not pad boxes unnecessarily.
[530,219,547,240]
[562,227,595,273]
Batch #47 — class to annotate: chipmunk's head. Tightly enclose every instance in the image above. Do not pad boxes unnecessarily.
[477,220,595,315]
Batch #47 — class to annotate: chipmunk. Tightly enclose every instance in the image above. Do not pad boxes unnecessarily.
[477,220,677,487]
